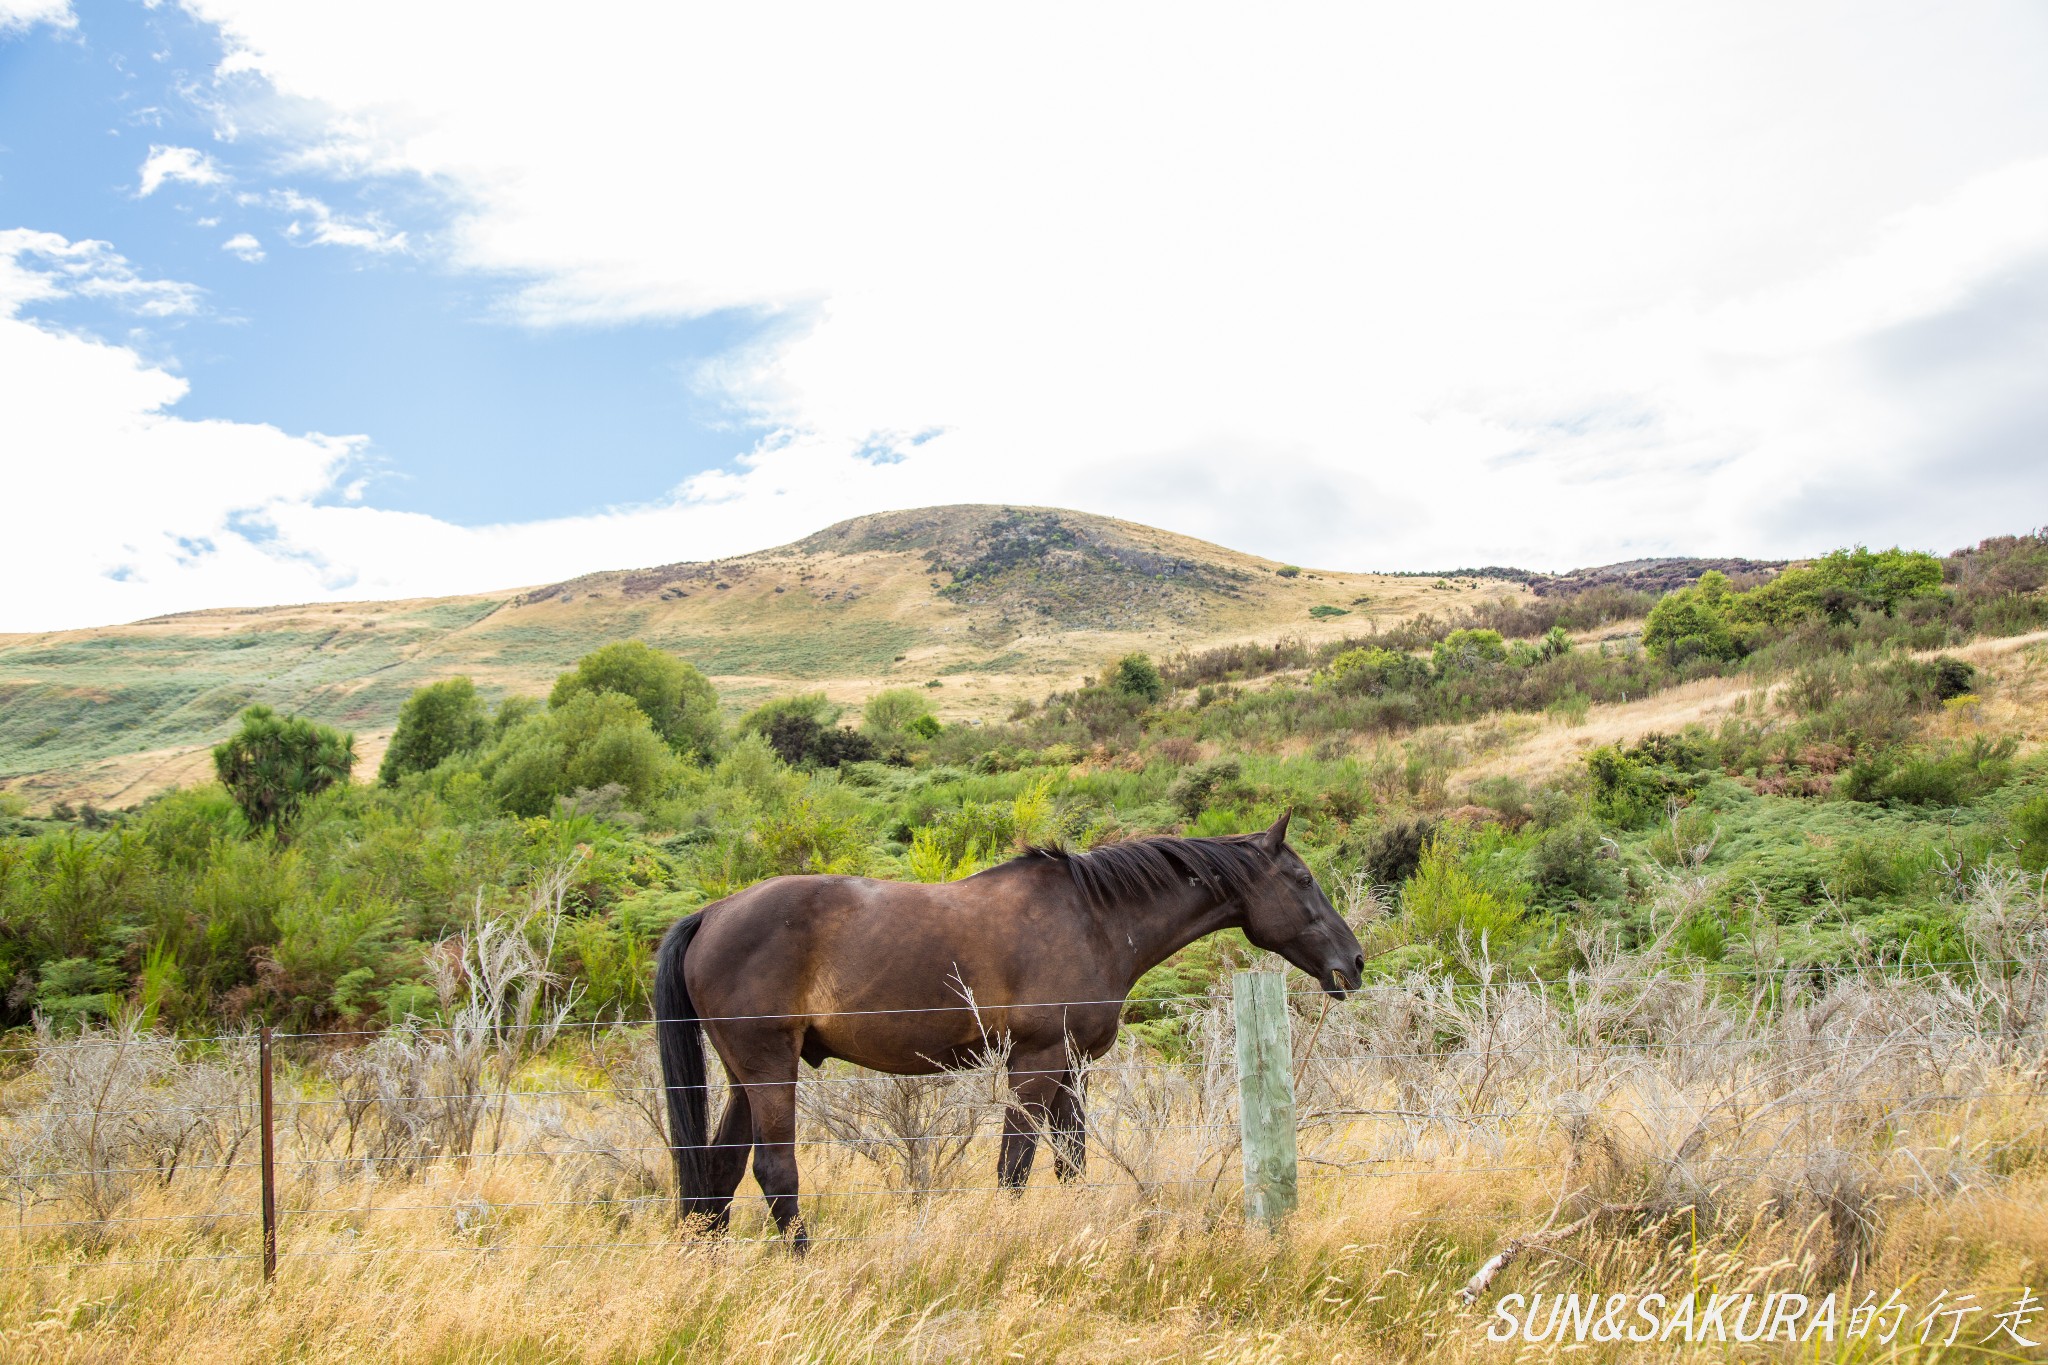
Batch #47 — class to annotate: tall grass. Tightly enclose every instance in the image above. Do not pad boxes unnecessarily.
[3,872,2043,1361]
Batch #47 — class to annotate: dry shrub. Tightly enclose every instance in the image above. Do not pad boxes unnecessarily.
[1,1017,255,1222]
[799,1064,1000,1198]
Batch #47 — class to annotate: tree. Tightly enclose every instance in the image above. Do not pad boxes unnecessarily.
[861,687,935,738]
[739,694,878,768]
[1730,546,1943,628]
[1111,652,1166,704]
[487,691,679,818]
[378,677,490,786]
[212,705,356,838]
[549,641,722,761]
[1643,589,1739,664]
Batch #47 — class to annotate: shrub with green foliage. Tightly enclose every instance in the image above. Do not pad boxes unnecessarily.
[1429,629,1506,675]
[1835,735,2017,807]
[1584,734,1711,827]
[1166,758,1245,821]
[1317,646,1427,696]
[378,677,490,785]
[549,641,722,761]
[1354,817,1436,887]
[862,688,936,740]
[212,706,356,838]
[1401,834,1525,959]
[1731,546,1943,628]
[486,690,680,817]
[1111,653,1167,704]
[1527,818,1613,899]
[2012,791,2048,872]
[1643,573,1741,663]
[740,694,879,769]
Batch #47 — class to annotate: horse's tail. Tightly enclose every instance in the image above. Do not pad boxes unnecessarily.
[655,911,712,1208]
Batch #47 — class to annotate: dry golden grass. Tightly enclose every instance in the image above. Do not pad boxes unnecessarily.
[4,1122,2045,1362]
[1452,629,2048,791]
[8,907,2048,1364]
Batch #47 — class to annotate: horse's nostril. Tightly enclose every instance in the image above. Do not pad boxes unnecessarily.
[1353,954,1365,974]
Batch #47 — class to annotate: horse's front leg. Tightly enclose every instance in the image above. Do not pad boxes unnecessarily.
[998,1046,1068,1190]
[1047,1070,1086,1183]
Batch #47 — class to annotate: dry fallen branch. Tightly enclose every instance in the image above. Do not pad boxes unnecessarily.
[1459,1201,1658,1304]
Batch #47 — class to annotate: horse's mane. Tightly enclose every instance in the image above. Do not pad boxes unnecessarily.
[1007,835,1272,908]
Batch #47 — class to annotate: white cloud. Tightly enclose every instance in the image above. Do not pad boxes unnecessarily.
[221,231,264,262]
[164,1,2048,578]
[137,144,226,197]
[0,228,202,316]
[266,190,406,253]
[10,4,2048,630]
[0,230,358,630]
[0,0,71,34]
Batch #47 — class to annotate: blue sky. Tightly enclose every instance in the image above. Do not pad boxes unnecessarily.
[1,0,766,525]
[2,2,2045,631]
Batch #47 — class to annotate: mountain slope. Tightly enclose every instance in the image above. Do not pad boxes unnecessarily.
[0,505,1517,808]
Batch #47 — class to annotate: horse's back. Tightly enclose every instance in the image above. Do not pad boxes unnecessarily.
[684,864,1118,1066]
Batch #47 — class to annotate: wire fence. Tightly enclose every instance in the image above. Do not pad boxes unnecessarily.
[5,953,2042,1057]
[4,958,2046,1282]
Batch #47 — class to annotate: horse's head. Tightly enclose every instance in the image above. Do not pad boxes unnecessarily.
[1239,812,1365,999]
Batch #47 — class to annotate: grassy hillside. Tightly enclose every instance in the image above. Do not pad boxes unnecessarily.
[2,528,2046,1361]
[0,505,1512,810]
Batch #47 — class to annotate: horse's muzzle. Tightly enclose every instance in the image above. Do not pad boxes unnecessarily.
[1320,953,1366,1000]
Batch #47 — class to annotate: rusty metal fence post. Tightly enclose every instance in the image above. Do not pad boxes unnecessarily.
[258,1023,276,1281]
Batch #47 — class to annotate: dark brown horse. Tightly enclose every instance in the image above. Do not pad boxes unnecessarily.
[655,812,1362,1245]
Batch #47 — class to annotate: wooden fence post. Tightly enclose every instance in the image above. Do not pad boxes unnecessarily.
[1233,970,1298,1226]
[258,1023,276,1282]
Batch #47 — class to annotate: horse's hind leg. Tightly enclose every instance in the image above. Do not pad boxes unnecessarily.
[741,1071,808,1252]
[997,1100,1039,1188]
[697,1085,753,1230]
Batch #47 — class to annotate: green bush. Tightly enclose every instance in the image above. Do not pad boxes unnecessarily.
[1527,818,1611,898]
[1166,758,1245,821]
[379,677,490,785]
[1111,653,1167,704]
[1317,646,1426,696]
[741,693,880,769]
[550,641,722,761]
[862,687,936,739]
[1354,817,1436,886]
[487,691,680,817]
[1731,546,1943,628]
[1643,587,1739,664]
[1401,836,1525,958]
[1430,629,1506,675]
[1835,736,2016,807]
[2011,792,2048,872]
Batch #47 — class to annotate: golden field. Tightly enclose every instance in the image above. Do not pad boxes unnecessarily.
[6,886,2045,1364]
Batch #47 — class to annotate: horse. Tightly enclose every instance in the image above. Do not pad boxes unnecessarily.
[653,811,1363,1247]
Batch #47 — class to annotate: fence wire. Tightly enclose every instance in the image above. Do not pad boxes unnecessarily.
[4,967,2044,1280]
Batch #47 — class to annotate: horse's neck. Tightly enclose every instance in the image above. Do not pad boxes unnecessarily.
[1113,880,1241,987]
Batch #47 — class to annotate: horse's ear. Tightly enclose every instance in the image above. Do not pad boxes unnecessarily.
[1261,810,1291,855]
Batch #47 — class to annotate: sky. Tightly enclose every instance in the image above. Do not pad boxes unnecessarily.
[2,1,2046,632]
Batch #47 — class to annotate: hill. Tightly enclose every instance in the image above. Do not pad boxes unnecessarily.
[0,505,1529,809]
